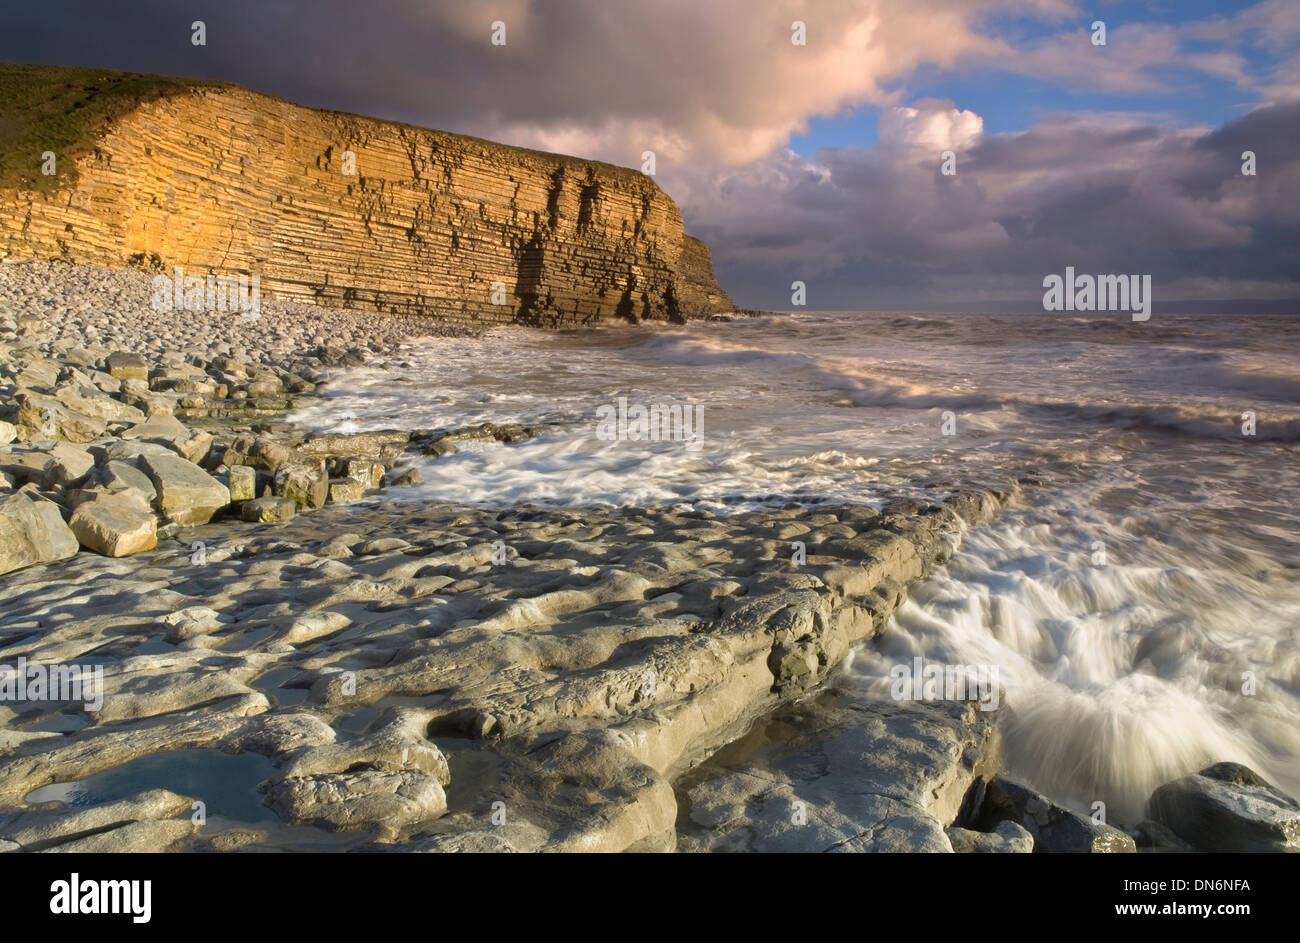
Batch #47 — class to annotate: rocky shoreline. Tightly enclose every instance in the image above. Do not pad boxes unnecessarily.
[1,260,1297,853]
[0,259,465,570]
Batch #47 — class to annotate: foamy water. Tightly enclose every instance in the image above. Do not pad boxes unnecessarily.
[291,311,1300,820]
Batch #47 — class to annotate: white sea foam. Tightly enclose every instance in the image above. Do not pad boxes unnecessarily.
[290,311,1300,817]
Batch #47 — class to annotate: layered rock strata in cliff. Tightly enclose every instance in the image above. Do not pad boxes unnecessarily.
[0,65,733,326]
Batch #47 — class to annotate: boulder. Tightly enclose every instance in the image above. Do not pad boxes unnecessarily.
[60,484,108,509]
[339,457,385,489]
[244,377,283,397]
[226,465,257,502]
[385,466,423,487]
[88,371,121,395]
[41,443,95,488]
[69,493,158,557]
[52,380,144,422]
[101,460,158,503]
[222,435,299,472]
[120,389,179,416]
[298,430,410,460]
[212,357,248,377]
[105,351,149,380]
[177,430,214,465]
[0,450,54,485]
[121,412,189,447]
[13,395,106,442]
[0,421,17,445]
[273,461,328,510]
[1127,818,1195,852]
[422,437,457,458]
[447,422,536,444]
[973,777,1136,853]
[57,348,102,371]
[138,450,230,525]
[14,358,60,390]
[240,496,296,523]
[0,444,94,489]
[328,478,366,505]
[151,362,206,380]
[151,376,216,396]
[101,439,179,470]
[1146,762,1300,852]
[0,490,79,575]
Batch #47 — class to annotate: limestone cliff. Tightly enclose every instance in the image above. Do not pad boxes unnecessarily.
[0,63,734,326]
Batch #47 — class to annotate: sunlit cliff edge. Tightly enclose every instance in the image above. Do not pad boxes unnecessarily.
[0,62,734,326]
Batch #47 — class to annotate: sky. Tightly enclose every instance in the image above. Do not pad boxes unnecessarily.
[2,0,1298,311]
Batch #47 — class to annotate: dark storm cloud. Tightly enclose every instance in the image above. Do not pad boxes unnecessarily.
[686,100,1300,310]
[2,0,1005,163]
[1,1,1297,309]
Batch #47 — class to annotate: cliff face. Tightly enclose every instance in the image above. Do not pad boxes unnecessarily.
[678,236,734,315]
[0,69,733,326]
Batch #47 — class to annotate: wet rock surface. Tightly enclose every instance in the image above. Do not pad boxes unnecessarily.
[1145,761,1300,852]
[946,819,1034,853]
[676,688,1000,853]
[3,259,1205,854]
[969,776,1137,853]
[0,480,1017,851]
[0,490,79,572]
[0,789,193,852]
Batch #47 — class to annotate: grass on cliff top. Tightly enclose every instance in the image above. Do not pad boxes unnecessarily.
[0,60,657,194]
[0,62,218,193]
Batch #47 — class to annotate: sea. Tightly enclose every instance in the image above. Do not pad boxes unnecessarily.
[289,310,1300,822]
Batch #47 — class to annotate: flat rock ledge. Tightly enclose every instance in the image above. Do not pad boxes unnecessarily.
[0,484,1022,852]
[677,689,1002,853]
